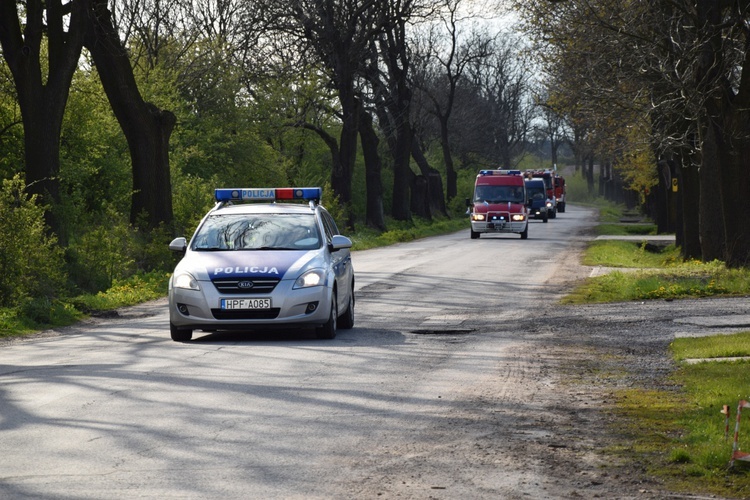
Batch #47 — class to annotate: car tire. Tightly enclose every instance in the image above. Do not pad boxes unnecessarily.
[170,322,193,342]
[316,292,337,339]
[338,289,354,330]
[470,228,480,239]
[520,225,528,239]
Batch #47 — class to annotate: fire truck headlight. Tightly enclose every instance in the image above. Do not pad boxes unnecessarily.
[471,213,486,221]
[511,214,526,222]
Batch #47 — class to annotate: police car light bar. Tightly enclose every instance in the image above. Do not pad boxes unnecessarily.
[214,187,322,203]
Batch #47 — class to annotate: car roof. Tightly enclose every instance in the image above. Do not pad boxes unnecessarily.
[210,203,319,216]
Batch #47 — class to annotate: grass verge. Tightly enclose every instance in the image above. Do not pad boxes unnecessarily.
[568,207,750,497]
[564,241,750,304]
[608,348,750,497]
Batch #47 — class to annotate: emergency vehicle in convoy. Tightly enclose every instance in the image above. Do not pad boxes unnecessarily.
[167,187,355,342]
[553,173,566,213]
[467,169,529,239]
[524,177,553,222]
[526,170,557,218]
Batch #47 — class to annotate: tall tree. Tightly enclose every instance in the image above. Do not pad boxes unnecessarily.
[84,0,175,230]
[412,0,492,201]
[268,0,390,229]
[0,0,87,239]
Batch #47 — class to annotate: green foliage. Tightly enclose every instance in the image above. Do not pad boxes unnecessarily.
[582,240,680,268]
[448,168,478,217]
[65,206,137,293]
[71,271,170,312]
[595,223,657,236]
[565,203,750,304]
[0,175,66,307]
[0,61,23,181]
[170,170,217,237]
[671,331,750,361]
[616,355,750,496]
[0,301,81,338]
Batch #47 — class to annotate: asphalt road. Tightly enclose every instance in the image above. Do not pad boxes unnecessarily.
[0,205,600,499]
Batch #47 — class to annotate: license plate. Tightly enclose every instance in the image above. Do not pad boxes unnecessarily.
[220,298,271,310]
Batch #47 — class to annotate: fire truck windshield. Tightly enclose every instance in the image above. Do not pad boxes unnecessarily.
[474,185,524,203]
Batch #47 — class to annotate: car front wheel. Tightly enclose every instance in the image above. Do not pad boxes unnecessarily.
[338,289,354,330]
[170,322,193,342]
[316,292,337,339]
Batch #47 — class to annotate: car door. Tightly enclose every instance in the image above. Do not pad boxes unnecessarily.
[320,210,353,311]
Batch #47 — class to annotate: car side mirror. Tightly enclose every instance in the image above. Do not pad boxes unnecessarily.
[329,234,352,252]
[169,237,187,253]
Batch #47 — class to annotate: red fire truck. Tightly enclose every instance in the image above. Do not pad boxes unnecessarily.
[467,169,528,239]
[553,173,566,213]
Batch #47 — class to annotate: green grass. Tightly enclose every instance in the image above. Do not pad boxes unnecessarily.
[594,223,658,236]
[583,240,680,268]
[565,237,750,304]
[0,271,171,339]
[671,332,750,361]
[608,350,750,497]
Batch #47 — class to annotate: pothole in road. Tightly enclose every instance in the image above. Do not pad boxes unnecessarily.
[410,329,476,335]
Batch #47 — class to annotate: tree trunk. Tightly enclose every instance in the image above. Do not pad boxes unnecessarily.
[84,0,174,231]
[391,122,413,222]
[358,107,386,231]
[440,116,457,201]
[411,142,447,218]
[409,171,429,218]
[715,114,750,267]
[654,160,674,233]
[676,158,701,260]
[0,0,86,241]
[698,123,724,261]
[334,83,358,230]
[585,155,595,195]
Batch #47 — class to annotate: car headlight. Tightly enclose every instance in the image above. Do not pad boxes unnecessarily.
[471,213,486,221]
[173,272,200,290]
[511,214,526,221]
[294,269,325,289]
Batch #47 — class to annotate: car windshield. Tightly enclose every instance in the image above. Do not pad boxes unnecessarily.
[474,185,524,203]
[526,186,546,200]
[191,213,321,251]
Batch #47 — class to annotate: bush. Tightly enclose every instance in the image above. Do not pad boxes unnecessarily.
[65,206,137,293]
[0,175,66,307]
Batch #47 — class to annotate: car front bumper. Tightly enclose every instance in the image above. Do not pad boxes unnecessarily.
[470,220,527,234]
[169,278,333,331]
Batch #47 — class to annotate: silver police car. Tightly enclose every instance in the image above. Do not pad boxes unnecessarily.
[167,187,354,341]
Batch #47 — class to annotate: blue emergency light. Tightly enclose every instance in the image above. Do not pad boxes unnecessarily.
[214,187,322,203]
[478,169,521,176]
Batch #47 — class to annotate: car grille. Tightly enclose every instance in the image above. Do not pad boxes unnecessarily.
[211,308,281,320]
[212,278,280,294]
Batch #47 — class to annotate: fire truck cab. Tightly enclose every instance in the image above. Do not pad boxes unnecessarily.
[467,169,528,239]
[526,170,557,219]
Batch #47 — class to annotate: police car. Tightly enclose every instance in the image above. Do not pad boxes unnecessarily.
[167,187,354,341]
